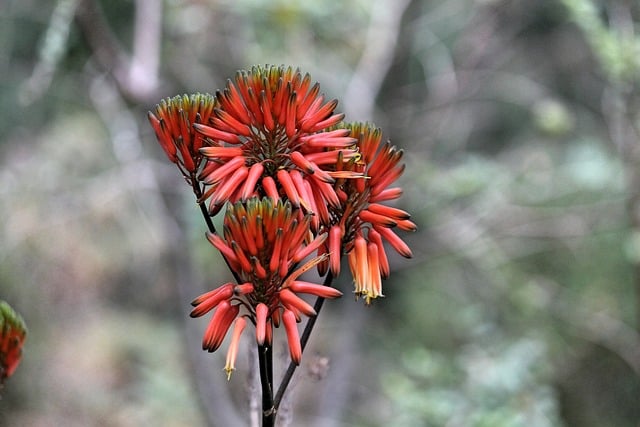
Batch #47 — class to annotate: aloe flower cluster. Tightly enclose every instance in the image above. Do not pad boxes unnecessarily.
[148,65,414,379]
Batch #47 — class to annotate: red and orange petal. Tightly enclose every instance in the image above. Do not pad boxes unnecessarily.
[202,300,240,352]
[282,309,302,365]
[358,209,397,228]
[148,93,217,175]
[328,225,342,275]
[370,187,403,203]
[348,234,384,305]
[356,206,416,235]
[279,288,317,317]
[190,283,234,317]
[241,162,265,200]
[288,281,342,298]
[224,317,247,380]
[255,303,269,345]
[0,301,27,382]
[373,224,413,259]
[291,232,327,264]
[367,228,390,279]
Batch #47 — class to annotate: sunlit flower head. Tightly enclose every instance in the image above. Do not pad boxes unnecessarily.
[0,301,27,384]
[190,198,342,378]
[148,93,217,181]
[323,123,416,304]
[193,65,362,219]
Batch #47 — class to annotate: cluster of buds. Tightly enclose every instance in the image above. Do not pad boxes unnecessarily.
[0,300,27,385]
[149,65,414,377]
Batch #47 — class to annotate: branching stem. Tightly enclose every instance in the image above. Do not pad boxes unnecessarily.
[272,271,334,412]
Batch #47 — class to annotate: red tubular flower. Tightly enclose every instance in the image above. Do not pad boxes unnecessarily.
[0,301,27,384]
[321,122,416,304]
[282,309,302,365]
[255,303,269,345]
[148,93,217,183]
[190,198,342,376]
[192,65,363,218]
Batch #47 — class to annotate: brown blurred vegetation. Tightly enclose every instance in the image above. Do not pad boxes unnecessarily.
[1,0,639,426]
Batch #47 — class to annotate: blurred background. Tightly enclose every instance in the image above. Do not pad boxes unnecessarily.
[1,0,639,426]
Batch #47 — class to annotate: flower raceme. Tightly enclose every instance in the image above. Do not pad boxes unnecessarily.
[323,122,416,304]
[148,66,414,379]
[189,198,342,378]
[148,93,217,182]
[193,65,363,217]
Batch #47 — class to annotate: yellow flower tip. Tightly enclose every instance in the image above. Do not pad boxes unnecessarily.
[354,290,385,305]
[223,316,246,380]
[224,365,234,381]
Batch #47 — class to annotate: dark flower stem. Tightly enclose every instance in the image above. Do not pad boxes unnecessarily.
[191,179,244,284]
[272,271,334,412]
[192,179,217,234]
[259,344,275,427]
[198,198,217,234]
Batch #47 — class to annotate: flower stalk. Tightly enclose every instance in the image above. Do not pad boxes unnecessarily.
[259,343,275,426]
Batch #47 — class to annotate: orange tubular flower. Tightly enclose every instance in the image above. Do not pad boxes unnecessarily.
[148,93,217,184]
[224,317,247,380]
[192,65,362,218]
[190,198,342,376]
[323,122,416,304]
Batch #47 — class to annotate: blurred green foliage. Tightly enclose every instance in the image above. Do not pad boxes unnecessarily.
[563,0,640,84]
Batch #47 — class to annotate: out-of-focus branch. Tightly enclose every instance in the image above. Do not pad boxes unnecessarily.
[433,203,640,377]
[20,0,79,105]
[342,0,412,121]
[76,0,161,102]
[313,299,368,427]
[129,0,161,100]
[602,85,640,331]
[572,310,640,375]
[75,0,129,83]
[539,277,640,376]
[249,347,260,427]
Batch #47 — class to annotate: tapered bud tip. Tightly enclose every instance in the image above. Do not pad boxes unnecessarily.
[224,366,234,381]
[255,303,269,345]
[283,309,302,365]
